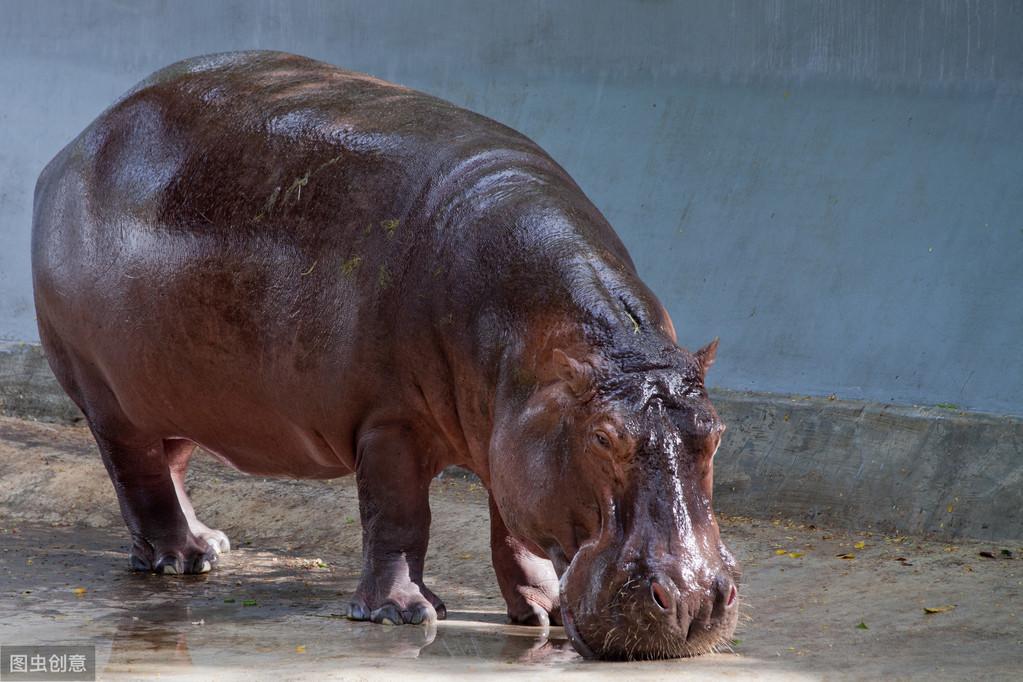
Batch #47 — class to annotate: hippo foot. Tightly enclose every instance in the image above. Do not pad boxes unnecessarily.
[194,528,231,555]
[343,580,447,625]
[128,533,218,575]
[506,584,562,628]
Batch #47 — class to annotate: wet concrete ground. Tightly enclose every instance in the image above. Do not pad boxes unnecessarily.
[0,416,1021,680]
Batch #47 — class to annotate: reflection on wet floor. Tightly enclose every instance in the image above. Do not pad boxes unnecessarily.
[4,514,1021,679]
[1,525,590,677]
[102,607,579,671]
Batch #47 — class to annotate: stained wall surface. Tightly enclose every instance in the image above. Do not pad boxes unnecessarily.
[1,1,1020,414]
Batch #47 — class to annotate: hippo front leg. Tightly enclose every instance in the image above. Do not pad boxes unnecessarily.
[344,425,446,625]
[489,496,562,626]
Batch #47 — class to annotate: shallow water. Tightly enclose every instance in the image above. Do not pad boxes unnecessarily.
[0,526,795,680]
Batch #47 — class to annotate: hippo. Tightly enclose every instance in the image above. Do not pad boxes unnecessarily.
[31,51,739,660]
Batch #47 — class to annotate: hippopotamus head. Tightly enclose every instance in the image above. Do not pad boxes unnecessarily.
[491,336,739,660]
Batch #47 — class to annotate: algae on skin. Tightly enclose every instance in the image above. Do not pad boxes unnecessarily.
[254,185,281,221]
[340,255,363,277]
[377,265,392,290]
[624,310,640,334]
[257,153,344,220]
[282,172,310,205]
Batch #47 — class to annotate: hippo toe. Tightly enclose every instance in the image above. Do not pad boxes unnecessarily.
[195,528,231,555]
[129,534,218,575]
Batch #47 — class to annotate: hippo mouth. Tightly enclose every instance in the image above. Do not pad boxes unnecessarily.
[558,596,596,660]
[555,548,597,659]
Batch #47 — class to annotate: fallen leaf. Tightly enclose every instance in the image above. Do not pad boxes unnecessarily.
[775,549,787,556]
[1000,549,1014,558]
[979,551,995,559]
[224,598,235,603]
[924,605,955,614]
[947,504,954,513]
[856,621,868,630]
[295,645,306,654]
[837,553,856,560]
[854,541,866,550]
[242,599,258,607]
[72,587,87,597]
[788,552,804,559]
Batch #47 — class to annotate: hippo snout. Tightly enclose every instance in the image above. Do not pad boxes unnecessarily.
[559,544,741,660]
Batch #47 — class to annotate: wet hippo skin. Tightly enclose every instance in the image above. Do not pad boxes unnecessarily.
[31,51,738,659]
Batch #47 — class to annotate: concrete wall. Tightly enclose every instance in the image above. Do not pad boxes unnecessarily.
[1,1,1021,415]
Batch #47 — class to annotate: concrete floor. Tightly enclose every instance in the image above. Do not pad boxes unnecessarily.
[0,416,1020,680]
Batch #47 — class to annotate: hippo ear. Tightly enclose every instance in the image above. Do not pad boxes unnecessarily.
[694,338,719,377]
[552,348,594,398]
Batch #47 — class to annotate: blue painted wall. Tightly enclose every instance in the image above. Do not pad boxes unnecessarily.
[1,1,1021,414]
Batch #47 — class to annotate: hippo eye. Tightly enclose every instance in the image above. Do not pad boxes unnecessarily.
[593,430,613,450]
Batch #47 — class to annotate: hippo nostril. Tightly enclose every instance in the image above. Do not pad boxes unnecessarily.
[650,579,673,612]
[713,575,737,613]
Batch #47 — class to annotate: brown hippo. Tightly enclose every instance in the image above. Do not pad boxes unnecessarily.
[31,51,739,660]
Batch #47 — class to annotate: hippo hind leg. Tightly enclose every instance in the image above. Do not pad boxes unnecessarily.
[166,439,231,555]
[344,424,446,625]
[87,425,219,574]
[69,375,218,575]
[36,323,218,574]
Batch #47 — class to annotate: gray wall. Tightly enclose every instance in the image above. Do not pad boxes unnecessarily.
[1,1,1021,415]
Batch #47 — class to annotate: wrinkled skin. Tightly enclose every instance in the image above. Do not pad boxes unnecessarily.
[32,51,739,659]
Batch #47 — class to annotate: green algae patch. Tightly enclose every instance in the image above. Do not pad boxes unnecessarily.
[254,185,281,221]
[340,255,363,277]
[624,310,640,334]
[283,172,310,205]
[377,265,392,289]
